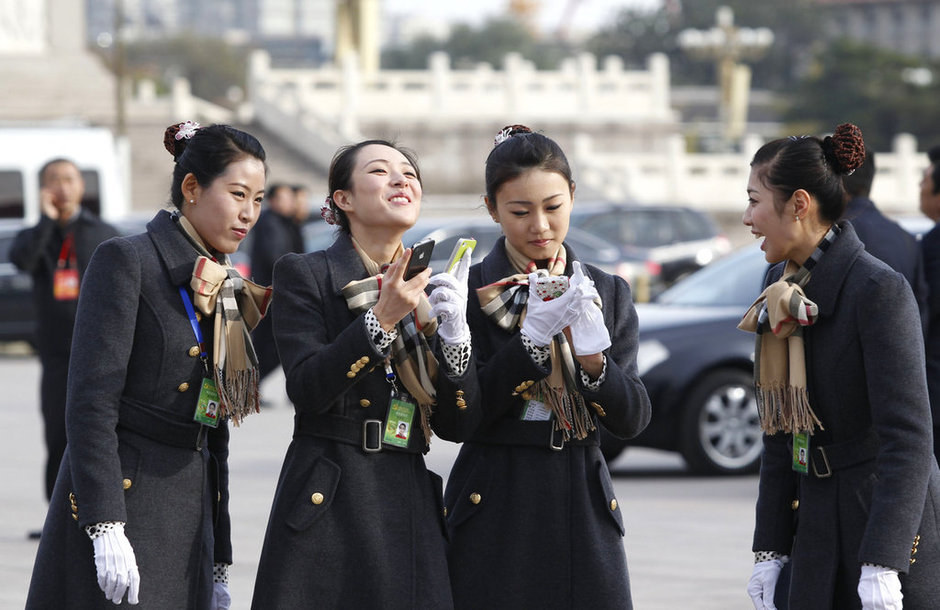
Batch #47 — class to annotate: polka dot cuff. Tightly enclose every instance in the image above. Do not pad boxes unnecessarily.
[441,341,471,376]
[521,334,551,368]
[579,355,607,390]
[754,551,787,564]
[85,521,121,540]
[214,563,230,584]
[365,308,397,351]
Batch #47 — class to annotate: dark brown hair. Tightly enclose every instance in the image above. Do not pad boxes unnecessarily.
[325,139,421,234]
[164,122,267,210]
[484,125,574,210]
[750,123,866,223]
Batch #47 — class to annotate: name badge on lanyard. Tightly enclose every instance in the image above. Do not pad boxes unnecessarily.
[179,286,220,428]
[53,233,79,301]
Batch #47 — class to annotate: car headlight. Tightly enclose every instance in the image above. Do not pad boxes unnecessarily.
[636,339,669,376]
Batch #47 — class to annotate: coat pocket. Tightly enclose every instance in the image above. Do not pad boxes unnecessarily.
[444,447,492,531]
[285,455,342,532]
[595,459,625,536]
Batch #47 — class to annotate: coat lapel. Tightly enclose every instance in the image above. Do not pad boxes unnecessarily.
[804,221,865,317]
[325,232,370,295]
[146,210,201,287]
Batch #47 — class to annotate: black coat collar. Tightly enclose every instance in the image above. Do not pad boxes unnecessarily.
[146,209,203,287]
[803,221,865,317]
[324,231,370,296]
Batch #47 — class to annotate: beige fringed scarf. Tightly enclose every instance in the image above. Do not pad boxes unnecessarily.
[176,214,272,425]
[738,260,823,435]
[476,241,597,441]
[341,237,439,445]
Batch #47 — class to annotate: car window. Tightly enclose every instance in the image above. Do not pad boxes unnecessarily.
[0,171,25,219]
[675,209,716,241]
[656,244,768,307]
[572,211,622,245]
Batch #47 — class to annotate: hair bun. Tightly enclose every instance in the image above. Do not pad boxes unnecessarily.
[823,123,865,175]
[494,124,533,147]
[163,120,201,161]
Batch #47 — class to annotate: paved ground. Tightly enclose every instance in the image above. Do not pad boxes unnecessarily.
[0,351,758,609]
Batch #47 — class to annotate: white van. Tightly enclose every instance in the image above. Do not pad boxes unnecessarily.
[0,125,129,222]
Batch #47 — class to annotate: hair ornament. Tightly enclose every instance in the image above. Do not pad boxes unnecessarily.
[320,196,337,225]
[494,124,533,147]
[175,120,201,141]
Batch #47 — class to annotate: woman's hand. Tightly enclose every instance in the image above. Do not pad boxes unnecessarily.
[428,252,472,345]
[372,248,431,331]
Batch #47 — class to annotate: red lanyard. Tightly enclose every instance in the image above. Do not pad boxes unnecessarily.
[57,233,76,269]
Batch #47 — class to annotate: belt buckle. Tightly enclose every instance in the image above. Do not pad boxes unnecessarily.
[549,427,564,451]
[362,419,382,453]
[812,446,832,478]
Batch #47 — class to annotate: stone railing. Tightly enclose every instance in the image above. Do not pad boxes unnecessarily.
[574,132,928,214]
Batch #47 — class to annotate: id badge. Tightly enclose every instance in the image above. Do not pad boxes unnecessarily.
[53,268,79,301]
[193,377,221,428]
[384,395,416,448]
[792,432,809,474]
[520,399,552,421]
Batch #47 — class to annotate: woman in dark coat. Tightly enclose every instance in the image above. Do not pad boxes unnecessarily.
[251,140,480,609]
[26,122,270,609]
[444,126,651,609]
[742,124,940,609]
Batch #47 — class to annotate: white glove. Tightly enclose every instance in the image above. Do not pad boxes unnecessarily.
[210,582,232,610]
[92,522,140,605]
[858,565,902,610]
[521,264,596,347]
[428,251,471,345]
[747,557,787,610]
[565,263,610,355]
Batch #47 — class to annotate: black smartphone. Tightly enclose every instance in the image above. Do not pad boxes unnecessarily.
[404,238,435,280]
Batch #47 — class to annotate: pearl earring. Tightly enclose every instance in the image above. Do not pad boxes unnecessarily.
[190,199,195,204]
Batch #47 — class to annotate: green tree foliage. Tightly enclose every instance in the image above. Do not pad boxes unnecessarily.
[784,39,940,150]
[382,17,569,70]
[586,0,822,89]
[103,33,249,107]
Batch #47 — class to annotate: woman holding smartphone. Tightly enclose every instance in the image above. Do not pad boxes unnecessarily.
[251,139,480,609]
[443,125,651,609]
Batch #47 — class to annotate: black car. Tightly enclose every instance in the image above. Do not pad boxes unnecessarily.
[569,203,733,298]
[602,242,768,475]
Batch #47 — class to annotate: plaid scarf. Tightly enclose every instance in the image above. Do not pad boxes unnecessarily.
[341,237,439,444]
[738,224,840,434]
[476,241,596,441]
[176,213,273,425]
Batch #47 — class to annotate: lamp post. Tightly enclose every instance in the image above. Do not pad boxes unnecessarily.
[678,6,773,151]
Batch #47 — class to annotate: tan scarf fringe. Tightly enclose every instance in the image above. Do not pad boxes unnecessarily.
[176,213,272,426]
[496,241,596,442]
[755,383,822,435]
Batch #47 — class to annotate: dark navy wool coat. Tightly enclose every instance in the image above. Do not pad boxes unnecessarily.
[27,210,233,608]
[251,232,480,610]
[444,237,651,610]
[753,223,940,609]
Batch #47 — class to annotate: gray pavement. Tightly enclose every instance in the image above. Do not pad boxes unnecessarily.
[0,351,758,609]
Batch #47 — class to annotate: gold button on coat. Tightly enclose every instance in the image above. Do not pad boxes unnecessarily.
[791,500,799,511]
[311,492,324,505]
[359,356,370,365]
[177,382,190,392]
[609,499,618,511]
[188,345,200,357]
[469,493,481,505]
[122,478,132,490]
[346,371,356,378]
[456,399,467,410]
[359,399,371,408]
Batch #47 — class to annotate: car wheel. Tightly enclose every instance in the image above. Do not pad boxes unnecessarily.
[679,369,762,475]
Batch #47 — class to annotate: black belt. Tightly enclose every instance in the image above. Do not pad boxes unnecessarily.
[471,419,600,451]
[117,397,210,451]
[810,428,880,478]
[294,413,426,454]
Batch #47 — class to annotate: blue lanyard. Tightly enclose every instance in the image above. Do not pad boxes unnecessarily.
[179,286,210,374]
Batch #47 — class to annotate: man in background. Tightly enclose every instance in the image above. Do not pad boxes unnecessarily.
[843,146,927,325]
[918,145,940,464]
[10,158,119,532]
[250,184,305,389]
